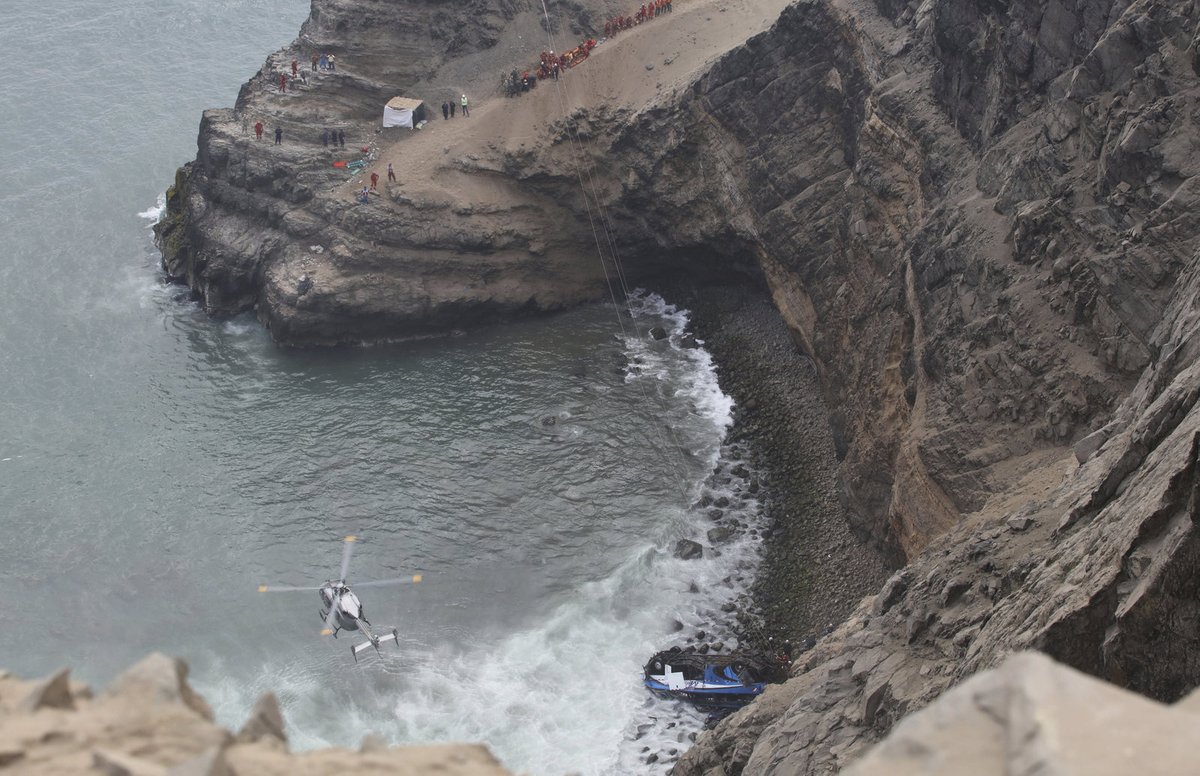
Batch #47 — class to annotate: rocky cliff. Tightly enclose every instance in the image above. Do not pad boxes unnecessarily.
[843,651,1200,776]
[158,0,1200,771]
[0,653,511,775]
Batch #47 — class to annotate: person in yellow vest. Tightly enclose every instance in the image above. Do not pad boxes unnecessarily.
[460,93,470,117]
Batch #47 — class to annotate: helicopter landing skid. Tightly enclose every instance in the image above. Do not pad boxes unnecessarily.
[352,628,400,662]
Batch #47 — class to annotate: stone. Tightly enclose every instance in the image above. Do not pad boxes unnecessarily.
[844,653,1200,776]
[167,745,232,776]
[707,526,735,544]
[92,749,167,776]
[18,667,75,712]
[106,653,213,720]
[649,326,668,340]
[1006,515,1035,532]
[0,749,25,767]
[236,691,287,744]
[872,570,911,616]
[1074,424,1114,464]
[673,539,704,560]
[359,733,388,752]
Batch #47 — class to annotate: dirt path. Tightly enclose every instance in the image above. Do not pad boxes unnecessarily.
[349,0,794,203]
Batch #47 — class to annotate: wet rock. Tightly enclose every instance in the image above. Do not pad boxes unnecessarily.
[707,526,735,544]
[358,734,388,753]
[679,334,700,348]
[674,539,703,560]
[649,326,668,340]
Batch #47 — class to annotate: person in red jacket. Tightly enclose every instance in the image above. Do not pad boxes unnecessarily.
[370,171,379,191]
[254,121,263,140]
[279,74,287,92]
[291,59,298,77]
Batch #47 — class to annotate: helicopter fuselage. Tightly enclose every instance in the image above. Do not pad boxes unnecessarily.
[319,582,364,632]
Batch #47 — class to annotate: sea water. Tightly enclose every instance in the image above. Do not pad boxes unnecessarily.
[0,2,762,773]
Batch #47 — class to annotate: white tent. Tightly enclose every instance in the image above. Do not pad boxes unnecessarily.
[382,96,426,129]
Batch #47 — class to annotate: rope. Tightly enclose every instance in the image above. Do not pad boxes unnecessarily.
[532,0,705,502]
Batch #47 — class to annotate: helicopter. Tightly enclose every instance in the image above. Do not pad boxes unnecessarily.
[258,535,422,662]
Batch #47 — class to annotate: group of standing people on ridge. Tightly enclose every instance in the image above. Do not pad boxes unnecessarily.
[605,0,672,36]
[504,0,679,97]
[321,128,346,147]
[252,120,283,145]
[440,94,470,119]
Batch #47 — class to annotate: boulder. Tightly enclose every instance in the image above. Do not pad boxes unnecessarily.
[18,667,75,712]
[649,326,669,340]
[92,749,167,776]
[167,745,232,776]
[1006,515,1035,532]
[844,653,1200,776]
[674,539,704,560]
[359,733,388,753]
[707,526,736,544]
[236,692,287,744]
[106,653,213,721]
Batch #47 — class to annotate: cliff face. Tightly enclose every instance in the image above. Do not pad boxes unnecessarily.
[158,0,1200,771]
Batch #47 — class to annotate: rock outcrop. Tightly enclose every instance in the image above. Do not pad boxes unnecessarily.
[158,0,1200,772]
[0,653,512,775]
[843,651,1200,776]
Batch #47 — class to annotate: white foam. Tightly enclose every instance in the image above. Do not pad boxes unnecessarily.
[137,193,166,224]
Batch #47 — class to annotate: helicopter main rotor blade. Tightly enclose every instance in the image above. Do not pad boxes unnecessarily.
[353,574,424,588]
[338,535,357,582]
[258,584,323,593]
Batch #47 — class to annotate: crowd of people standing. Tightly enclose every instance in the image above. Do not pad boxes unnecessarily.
[503,0,679,96]
[605,0,673,36]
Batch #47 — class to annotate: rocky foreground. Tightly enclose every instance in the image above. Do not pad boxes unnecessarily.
[4,651,1199,775]
[0,653,510,775]
[157,0,1200,772]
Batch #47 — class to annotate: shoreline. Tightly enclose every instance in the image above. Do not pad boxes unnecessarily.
[659,280,892,652]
